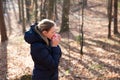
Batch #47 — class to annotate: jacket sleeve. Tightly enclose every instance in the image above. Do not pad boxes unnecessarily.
[51,46,62,64]
[31,43,62,71]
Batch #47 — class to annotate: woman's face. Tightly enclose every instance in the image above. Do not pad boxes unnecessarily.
[42,26,56,40]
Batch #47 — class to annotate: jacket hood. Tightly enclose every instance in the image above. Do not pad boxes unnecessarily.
[24,26,43,44]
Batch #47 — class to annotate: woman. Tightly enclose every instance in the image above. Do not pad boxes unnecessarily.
[24,19,62,80]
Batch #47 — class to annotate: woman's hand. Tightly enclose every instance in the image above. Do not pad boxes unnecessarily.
[51,34,61,47]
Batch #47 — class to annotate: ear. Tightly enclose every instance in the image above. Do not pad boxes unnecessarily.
[42,31,48,35]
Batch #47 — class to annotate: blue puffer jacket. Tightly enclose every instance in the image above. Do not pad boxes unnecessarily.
[24,25,62,80]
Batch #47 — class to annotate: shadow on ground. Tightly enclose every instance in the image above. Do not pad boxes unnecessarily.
[14,74,32,80]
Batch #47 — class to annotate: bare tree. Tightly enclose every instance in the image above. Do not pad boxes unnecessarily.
[113,0,119,34]
[60,0,70,32]
[40,0,47,20]
[107,0,112,38]
[83,0,87,7]
[25,0,31,22]
[21,0,26,33]
[80,0,85,55]
[34,0,38,23]
[54,0,58,20]
[0,0,8,42]
[48,0,55,20]
[18,0,22,22]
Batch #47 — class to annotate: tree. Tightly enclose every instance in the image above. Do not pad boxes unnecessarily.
[54,0,58,20]
[21,0,26,33]
[60,0,70,32]
[79,0,87,7]
[113,0,119,34]
[107,0,112,38]
[0,0,8,42]
[18,0,22,22]
[80,0,85,55]
[48,0,55,20]
[34,0,38,23]
[3,0,7,13]
[83,0,87,7]
[25,0,31,22]
[40,0,47,20]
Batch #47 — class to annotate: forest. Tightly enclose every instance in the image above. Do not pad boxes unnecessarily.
[0,0,120,80]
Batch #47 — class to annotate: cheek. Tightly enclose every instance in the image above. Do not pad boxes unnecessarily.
[50,34,54,38]
[47,33,54,39]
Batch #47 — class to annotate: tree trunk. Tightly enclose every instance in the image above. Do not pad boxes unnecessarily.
[21,0,26,33]
[34,0,38,23]
[25,0,31,22]
[107,0,112,38]
[113,0,119,34]
[55,0,58,20]
[48,0,55,20]
[18,0,22,22]
[3,0,7,13]
[40,0,47,20]
[80,0,85,55]
[0,0,8,42]
[83,0,87,7]
[60,0,70,32]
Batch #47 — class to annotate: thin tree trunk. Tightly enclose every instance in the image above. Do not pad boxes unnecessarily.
[34,0,38,23]
[40,0,47,20]
[108,0,112,38]
[18,0,22,22]
[60,0,70,32]
[0,0,8,42]
[48,0,55,20]
[25,0,31,22]
[55,0,58,20]
[80,0,85,55]
[3,0,7,13]
[83,0,87,7]
[113,0,119,34]
[21,0,26,33]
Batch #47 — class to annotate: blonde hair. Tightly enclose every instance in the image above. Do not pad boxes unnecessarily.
[37,19,56,32]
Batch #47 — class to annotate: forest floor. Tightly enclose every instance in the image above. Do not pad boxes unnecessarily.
[0,0,120,80]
